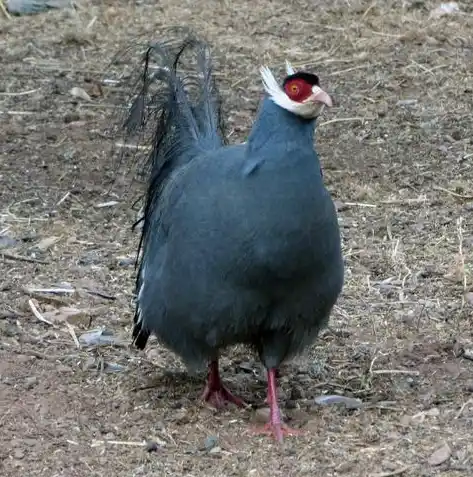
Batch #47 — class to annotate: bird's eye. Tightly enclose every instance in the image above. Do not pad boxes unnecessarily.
[289,84,299,94]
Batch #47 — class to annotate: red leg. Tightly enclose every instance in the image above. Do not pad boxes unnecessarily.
[252,368,303,443]
[201,360,246,409]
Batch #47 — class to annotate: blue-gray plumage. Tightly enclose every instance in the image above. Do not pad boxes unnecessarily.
[126,31,344,442]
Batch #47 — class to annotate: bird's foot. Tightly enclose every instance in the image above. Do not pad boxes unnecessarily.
[249,367,304,442]
[201,384,246,409]
[250,421,303,443]
[201,360,246,409]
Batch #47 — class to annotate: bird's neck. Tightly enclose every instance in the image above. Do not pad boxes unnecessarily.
[246,96,316,154]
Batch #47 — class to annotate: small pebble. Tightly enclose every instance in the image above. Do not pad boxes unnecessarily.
[203,435,218,451]
[0,235,19,249]
[25,376,38,390]
[64,112,81,123]
[145,440,160,452]
[118,257,135,268]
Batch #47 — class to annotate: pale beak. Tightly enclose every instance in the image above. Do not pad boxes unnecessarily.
[309,85,333,108]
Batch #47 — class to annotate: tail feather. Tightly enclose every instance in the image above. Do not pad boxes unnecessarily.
[121,30,226,349]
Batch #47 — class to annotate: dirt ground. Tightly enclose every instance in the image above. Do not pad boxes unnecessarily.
[1,0,473,475]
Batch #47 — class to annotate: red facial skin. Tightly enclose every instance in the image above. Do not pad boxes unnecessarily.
[283,78,313,102]
[283,78,324,178]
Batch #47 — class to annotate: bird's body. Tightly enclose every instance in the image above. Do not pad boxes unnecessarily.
[136,101,343,370]
[125,31,344,441]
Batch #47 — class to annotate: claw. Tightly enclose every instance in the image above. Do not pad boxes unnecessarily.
[250,422,303,443]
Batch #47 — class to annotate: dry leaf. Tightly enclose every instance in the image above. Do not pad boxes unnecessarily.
[86,83,103,98]
[42,306,87,325]
[430,2,460,19]
[33,236,60,251]
[78,329,127,347]
[428,443,451,466]
[69,87,92,101]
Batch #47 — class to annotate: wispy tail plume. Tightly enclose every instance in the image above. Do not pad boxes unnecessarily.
[122,29,226,228]
[116,29,226,349]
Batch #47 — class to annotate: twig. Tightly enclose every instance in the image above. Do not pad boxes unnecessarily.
[368,29,401,38]
[56,192,71,206]
[361,2,377,19]
[24,290,71,306]
[114,142,151,151]
[371,369,420,376]
[25,287,75,294]
[86,15,97,30]
[379,196,427,205]
[455,398,473,419]
[328,64,375,76]
[1,252,48,264]
[84,289,116,301]
[0,110,35,116]
[95,201,119,208]
[0,0,11,19]
[370,465,412,477]
[0,89,41,96]
[367,404,403,412]
[91,439,150,447]
[344,202,377,208]
[434,186,473,200]
[8,346,58,360]
[65,322,81,349]
[28,299,54,326]
[457,217,467,309]
[319,117,373,127]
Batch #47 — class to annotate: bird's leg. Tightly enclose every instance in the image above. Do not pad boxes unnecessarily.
[252,368,303,443]
[201,360,246,409]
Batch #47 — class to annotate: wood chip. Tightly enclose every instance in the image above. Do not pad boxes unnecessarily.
[2,252,48,264]
[32,236,61,251]
[465,292,473,306]
[95,201,119,208]
[69,87,92,101]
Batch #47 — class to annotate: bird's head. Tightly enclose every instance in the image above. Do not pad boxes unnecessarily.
[260,61,332,119]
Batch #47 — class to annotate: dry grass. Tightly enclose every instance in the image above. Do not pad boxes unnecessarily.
[1,0,473,476]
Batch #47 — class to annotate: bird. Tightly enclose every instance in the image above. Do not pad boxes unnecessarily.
[124,30,344,443]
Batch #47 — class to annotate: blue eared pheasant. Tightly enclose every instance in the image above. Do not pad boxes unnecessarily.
[126,32,344,442]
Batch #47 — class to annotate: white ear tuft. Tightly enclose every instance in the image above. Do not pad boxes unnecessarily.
[260,66,283,98]
[260,65,300,112]
[285,60,295,76]
[259,64,325,119]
